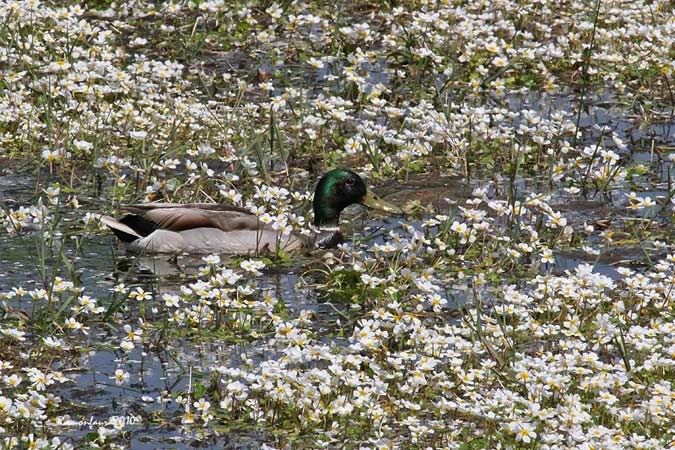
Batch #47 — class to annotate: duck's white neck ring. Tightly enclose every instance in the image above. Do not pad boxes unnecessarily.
[317,225,340,233]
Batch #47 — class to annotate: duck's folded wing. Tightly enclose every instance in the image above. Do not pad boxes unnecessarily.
[124,205,261,233]
[126,203,251,213]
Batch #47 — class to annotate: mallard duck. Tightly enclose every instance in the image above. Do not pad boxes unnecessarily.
[100,168,401,254]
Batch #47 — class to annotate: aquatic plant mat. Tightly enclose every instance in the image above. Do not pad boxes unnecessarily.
[1,0,674,448]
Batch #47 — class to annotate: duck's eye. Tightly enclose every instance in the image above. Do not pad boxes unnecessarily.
[345,177,355,186]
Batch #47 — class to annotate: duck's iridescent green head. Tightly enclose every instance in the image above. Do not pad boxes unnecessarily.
[312,169,401,228]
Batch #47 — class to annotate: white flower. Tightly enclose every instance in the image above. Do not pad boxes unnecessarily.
[73,140,93,152]
[308,57,324,69]
[111,369,130,385]
[193,398,211,412]
[203,254,221,266]
[42,149,60,162]
[130,37,147,47]
[240,259,265,275]
[129,130,147,140]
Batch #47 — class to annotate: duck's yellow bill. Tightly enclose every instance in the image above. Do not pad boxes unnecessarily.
[361,190,403,214]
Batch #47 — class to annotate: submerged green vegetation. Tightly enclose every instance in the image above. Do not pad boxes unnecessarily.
[0,0,674,448]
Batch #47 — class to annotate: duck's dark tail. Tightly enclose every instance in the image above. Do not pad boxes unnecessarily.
[100,215,145,243]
